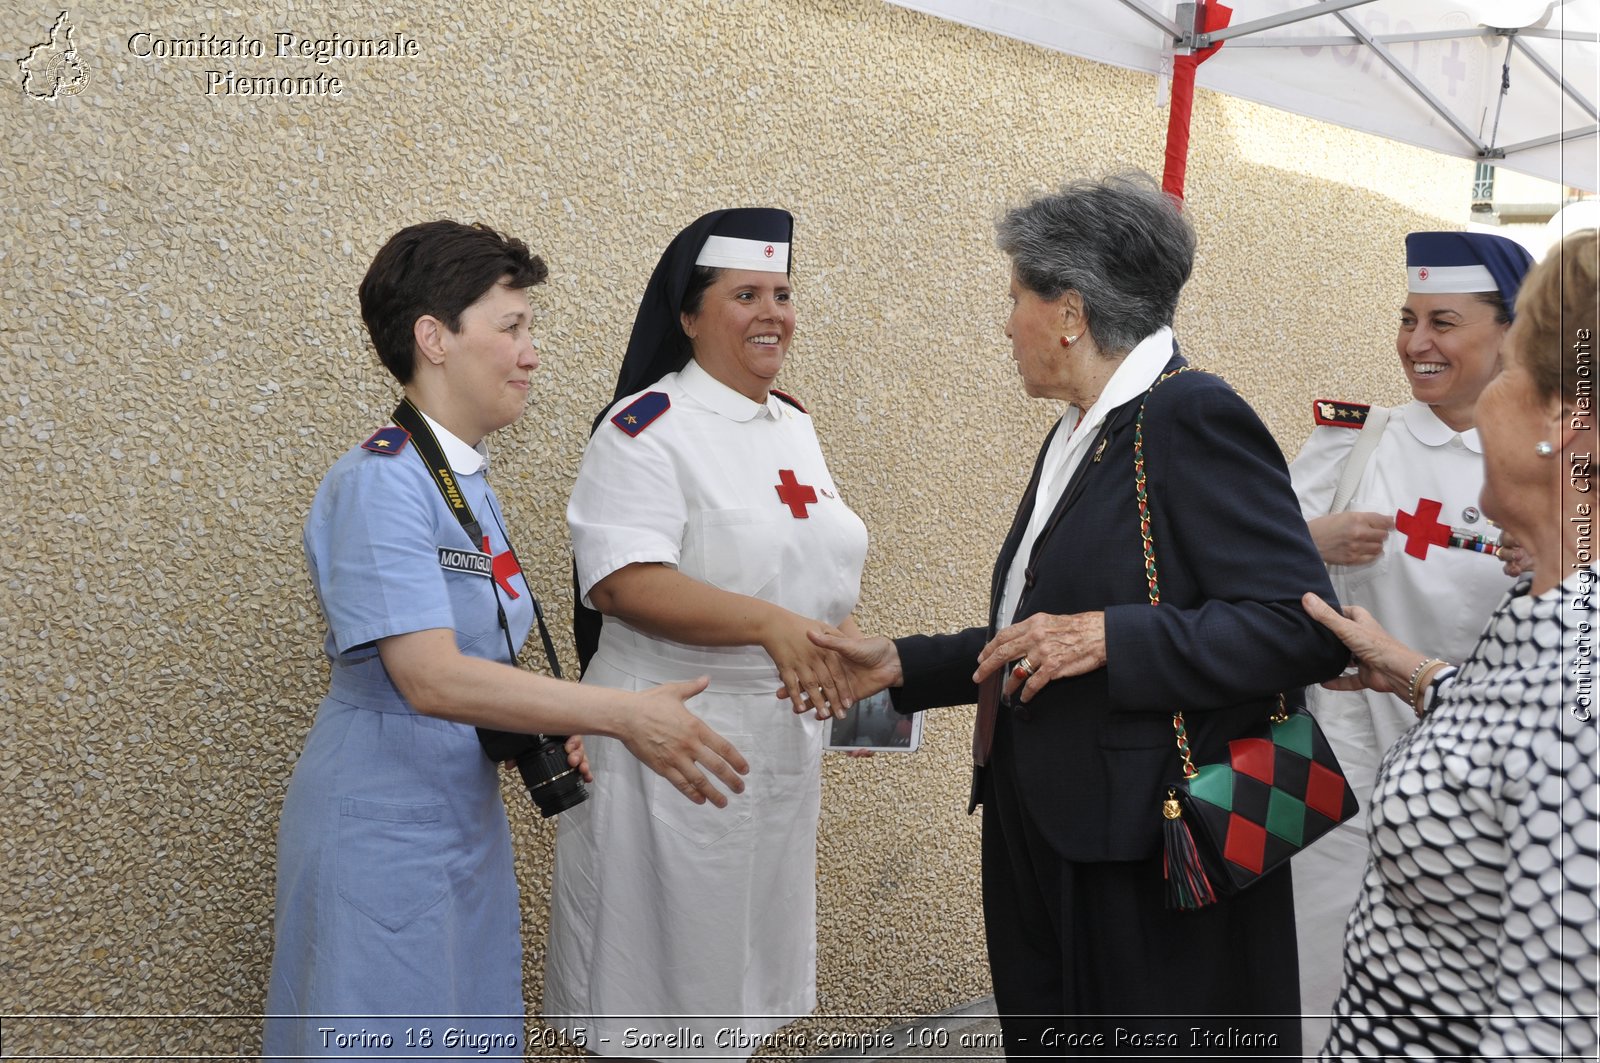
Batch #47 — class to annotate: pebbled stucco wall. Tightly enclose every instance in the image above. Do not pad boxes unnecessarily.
[1,0,1466,1056]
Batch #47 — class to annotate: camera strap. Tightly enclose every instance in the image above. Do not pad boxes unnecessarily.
[390,398,562,680]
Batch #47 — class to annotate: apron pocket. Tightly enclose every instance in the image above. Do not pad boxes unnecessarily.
[647,732,755,847]
[336,797,449,932]
[686,509,783,598]
[1330,548,1390,593]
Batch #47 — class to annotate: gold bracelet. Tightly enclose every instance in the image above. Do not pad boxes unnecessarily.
[1408,657,1446,717]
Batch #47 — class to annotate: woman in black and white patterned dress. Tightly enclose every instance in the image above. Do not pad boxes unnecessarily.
[1303,229,1599,1061]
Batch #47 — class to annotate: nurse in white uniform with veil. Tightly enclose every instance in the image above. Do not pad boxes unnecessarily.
[545,209,868,1062]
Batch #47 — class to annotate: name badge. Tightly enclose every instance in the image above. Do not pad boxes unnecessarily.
[437,547,492,577]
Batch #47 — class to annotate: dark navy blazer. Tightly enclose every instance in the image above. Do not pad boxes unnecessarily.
[892,354,1349,862]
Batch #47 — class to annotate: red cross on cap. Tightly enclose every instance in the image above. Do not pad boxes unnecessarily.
[763,244,774,258]
[1418,267,1430,279]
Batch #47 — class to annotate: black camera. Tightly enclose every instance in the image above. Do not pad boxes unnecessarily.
[478,728,590,818]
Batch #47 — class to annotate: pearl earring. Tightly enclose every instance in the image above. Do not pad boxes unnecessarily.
[1060,334,1079,348]
[1535,441,1555,457]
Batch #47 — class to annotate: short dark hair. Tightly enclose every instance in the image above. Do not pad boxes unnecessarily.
[359,220,547,384]
[681,265,721,318]
[1472,289,1513,325]
[996,173,1195,356]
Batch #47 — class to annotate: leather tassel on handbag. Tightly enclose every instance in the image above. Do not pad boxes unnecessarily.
[1162,786,1217,910]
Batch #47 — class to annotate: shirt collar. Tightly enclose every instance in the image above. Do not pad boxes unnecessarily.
[1072,327,1175,433]
[417,410,490,474]
[679,358,783,422]
[1399,400,1483,453]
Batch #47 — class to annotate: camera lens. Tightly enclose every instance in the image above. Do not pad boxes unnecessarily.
[516,736,590,818]
[477,727,590,817]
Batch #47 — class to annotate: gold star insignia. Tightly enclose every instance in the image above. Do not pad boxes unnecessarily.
[624,415,638,425]
[375,439,391,447]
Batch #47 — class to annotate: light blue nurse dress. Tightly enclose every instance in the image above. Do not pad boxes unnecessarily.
[263,420,532,1060]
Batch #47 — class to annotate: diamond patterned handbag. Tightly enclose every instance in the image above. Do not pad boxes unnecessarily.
[1134,370,1359,910]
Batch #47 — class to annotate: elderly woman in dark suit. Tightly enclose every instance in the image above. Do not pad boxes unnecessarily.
[813,174,1349,1058]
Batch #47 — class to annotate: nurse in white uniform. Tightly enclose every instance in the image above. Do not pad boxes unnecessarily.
[545,209,868,1062]
[1288,230,1534,1054]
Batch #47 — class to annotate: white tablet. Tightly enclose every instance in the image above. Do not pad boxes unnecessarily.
[825,691,923,752]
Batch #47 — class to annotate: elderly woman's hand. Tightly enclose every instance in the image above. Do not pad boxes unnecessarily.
[975,612,1106,704]
[1301,592,1426,700]
[1308,511,1394,566]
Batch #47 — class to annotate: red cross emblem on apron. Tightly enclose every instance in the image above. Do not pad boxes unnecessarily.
[774,469,817,518]
[1395,498,1451,559]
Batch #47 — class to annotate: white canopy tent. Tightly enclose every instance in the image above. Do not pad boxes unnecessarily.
[884,0,1598,192]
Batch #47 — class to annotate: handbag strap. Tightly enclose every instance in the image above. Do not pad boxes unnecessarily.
[1133,368,1285,780]
[1133,368,1201,778]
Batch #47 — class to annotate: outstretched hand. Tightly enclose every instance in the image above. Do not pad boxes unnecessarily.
[622,676,750,807]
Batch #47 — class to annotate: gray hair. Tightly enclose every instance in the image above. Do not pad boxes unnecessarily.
[996,173,1196,356]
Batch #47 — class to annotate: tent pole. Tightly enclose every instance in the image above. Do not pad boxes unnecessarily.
[1162,2,1231,204]
[1334,9,1489,153]
[1115,0,1182,38]
[1202,0,1374,45]
[1509,33,1598,120]
[1486,37,1515,155]
[1496,127,1600,154]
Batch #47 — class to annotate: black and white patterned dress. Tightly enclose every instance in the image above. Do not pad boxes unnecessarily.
[1322,568,1600,1060]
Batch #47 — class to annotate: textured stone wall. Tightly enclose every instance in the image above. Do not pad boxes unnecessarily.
[1,0,1466,1056]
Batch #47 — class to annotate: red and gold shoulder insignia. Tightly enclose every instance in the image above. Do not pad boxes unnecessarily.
[611,392,670,437]
[771,388,807,414]
[360,426,411,455]
[1312,399,1370,429]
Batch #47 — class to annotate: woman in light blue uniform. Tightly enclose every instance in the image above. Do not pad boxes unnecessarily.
[264,221,748,1061]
